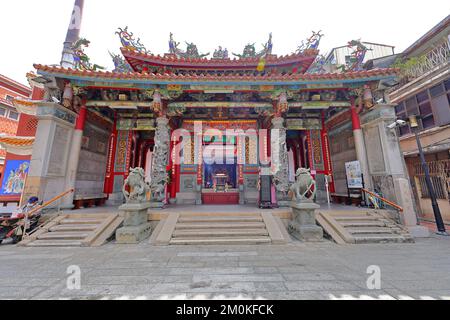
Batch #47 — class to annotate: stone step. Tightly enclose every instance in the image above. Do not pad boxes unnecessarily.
[60,219,103,225]
[26,240,84,247]
[346,227,398,235]
[169,236,271,245]
[37,232,90,240]
[175,222,267,230]
[178,212,261,217]
[177,216,263,223]
[340,221,386,227]
[49,224,99,232]
[353,234,411,244]
[334,216,376,221]
[172,228,269,238]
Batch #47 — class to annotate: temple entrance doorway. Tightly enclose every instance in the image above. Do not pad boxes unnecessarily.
[201,135,239,205]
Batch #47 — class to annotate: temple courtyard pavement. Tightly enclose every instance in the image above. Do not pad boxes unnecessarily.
[0,225,449,300]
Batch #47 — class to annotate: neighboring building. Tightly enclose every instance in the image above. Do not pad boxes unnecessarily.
[388,15,450,223]
[0,74,31,179]
[0,74,44,207]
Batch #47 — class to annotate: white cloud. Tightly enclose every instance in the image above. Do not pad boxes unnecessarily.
[0,0,448,84]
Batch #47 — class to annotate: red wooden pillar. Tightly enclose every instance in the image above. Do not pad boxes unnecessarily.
[321,112,335,193]
[104,116,118,195]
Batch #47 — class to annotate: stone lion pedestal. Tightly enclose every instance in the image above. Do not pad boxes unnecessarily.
[116,202,152,244]
[288,201,323,242]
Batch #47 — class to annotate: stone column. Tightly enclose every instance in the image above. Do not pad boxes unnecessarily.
[150,117,170,208]
[61,105,87,207]
[360,104,429,237]
[350,104,373,191]
[271,117,290,206]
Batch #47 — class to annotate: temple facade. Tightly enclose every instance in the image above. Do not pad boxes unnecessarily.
[7,0,433,238]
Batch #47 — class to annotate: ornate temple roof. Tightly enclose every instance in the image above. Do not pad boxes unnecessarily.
[0,136,35,156]
[34,64,398,85]
[0,136,34,147]
[121,48,319,73]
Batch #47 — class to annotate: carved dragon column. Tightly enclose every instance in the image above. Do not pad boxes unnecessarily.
[271,116,290,207]
[150,92,170,208]
[270,92,290,206]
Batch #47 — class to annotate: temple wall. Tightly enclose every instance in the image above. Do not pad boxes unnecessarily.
[74,121,109,200]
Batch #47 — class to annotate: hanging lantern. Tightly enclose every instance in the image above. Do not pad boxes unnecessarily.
[62,83,73,108]
[152,91,162,114]
[277,92,288,114]
[363,86,374,108]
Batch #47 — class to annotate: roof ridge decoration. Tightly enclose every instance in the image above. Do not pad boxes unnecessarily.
[116,27,151,54]
[169,33,209,59]
[71,38,105,71]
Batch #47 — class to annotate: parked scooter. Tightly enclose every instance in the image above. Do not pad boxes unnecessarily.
[0,197,43,244]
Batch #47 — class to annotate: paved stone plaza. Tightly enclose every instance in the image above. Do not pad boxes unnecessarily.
[0,235,450,300]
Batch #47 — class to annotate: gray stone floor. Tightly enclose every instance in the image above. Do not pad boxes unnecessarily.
[1,235,450,300]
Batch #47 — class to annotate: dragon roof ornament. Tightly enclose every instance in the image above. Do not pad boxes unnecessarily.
[338,39,372,72]
[71,38,105,71]
[116,27,151,54]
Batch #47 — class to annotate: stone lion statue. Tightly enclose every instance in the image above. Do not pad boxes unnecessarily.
[123,167,150,203]
[290,168,316,203]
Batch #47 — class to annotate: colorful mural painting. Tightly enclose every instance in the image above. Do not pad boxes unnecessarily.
[0,160,30,195]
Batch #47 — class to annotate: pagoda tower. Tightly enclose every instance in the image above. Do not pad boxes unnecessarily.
[60,0,84,68]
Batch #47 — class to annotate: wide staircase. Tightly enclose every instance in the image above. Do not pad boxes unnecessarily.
[152,211,289,245]
[19,213,123,247]
[317,209,414,244]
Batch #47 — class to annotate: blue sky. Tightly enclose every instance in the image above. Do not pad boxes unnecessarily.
[1,0,448,84]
